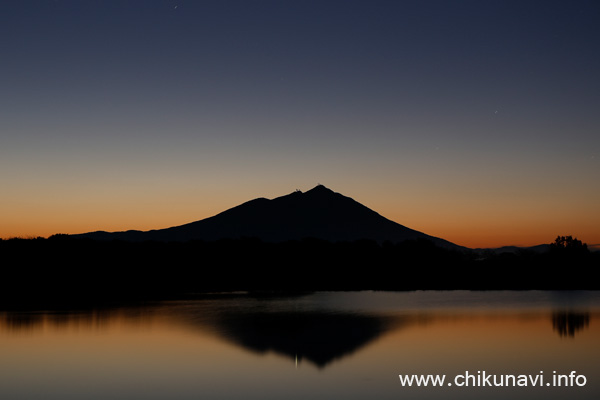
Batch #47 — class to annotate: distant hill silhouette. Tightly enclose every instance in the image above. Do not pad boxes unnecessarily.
[474,244,550,255]
[73,185,459,248]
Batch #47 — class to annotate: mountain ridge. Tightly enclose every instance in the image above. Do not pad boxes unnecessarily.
[73,185,460,249]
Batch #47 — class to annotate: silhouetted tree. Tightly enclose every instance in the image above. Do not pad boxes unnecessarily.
[549,235,588,255]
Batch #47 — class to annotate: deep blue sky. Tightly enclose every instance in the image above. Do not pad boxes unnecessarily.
[2,0,599,247]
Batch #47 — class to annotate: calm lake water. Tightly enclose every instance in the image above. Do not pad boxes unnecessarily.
[1,291,599,399]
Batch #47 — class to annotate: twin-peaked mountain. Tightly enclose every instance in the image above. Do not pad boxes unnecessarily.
[74,185,458,249]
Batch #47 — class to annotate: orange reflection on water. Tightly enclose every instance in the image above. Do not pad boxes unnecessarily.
[368,311,600,378]
[1,297,599,400]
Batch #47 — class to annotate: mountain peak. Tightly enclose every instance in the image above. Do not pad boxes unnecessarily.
[305,184,335,195]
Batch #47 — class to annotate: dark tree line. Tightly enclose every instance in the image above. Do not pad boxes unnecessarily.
[550,235,589,256]
[0,235,597,309]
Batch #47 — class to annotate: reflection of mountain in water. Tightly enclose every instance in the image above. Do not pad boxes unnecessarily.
[552,311,590,337]
[2,299,596,368]
[0,305,396,369]
[204,310,392,368]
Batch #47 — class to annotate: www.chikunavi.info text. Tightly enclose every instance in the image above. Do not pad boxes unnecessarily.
[398,371,587,387]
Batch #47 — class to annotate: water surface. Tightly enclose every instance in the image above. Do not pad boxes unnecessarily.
[1,291,599,399]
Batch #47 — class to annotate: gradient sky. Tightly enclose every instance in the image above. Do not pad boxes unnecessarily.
[1,0,599,248]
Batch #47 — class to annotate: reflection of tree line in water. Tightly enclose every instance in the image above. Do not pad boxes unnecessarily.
[0,304,593,368]
[0,307,159,332]
[552,311,590,337]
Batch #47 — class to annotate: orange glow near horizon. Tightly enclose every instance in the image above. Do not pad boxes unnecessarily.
[2,184,598,249]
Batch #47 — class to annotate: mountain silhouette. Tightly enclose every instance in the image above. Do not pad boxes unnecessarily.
[74,185,458,248]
